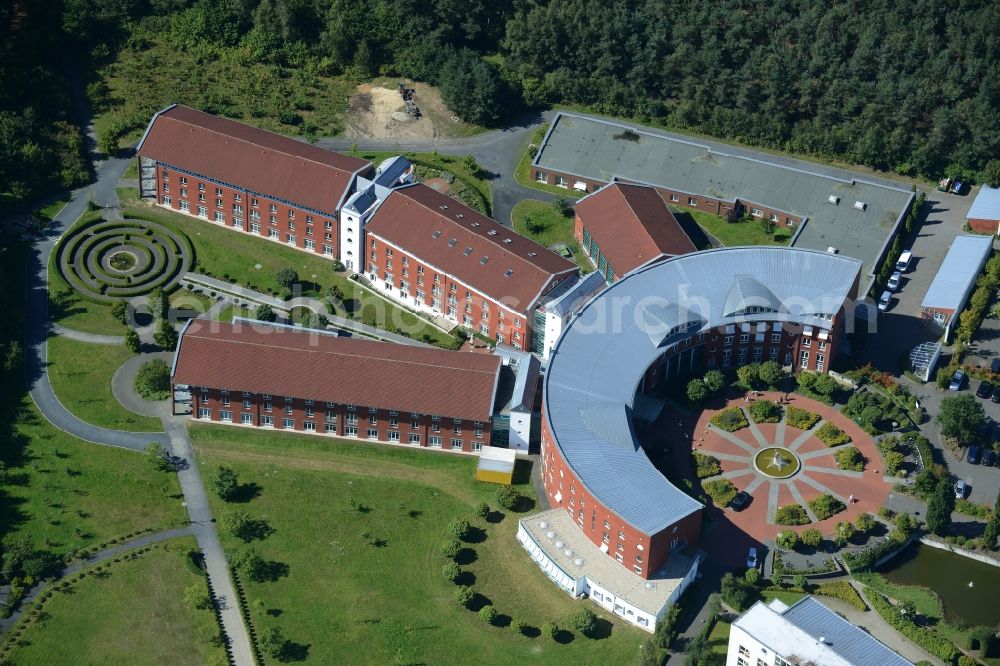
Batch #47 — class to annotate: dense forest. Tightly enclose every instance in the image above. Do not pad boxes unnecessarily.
[3,0,999,209]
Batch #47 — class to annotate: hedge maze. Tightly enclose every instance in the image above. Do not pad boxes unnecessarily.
[56,218,193,302]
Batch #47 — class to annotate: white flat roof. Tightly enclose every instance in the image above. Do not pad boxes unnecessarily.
[520,509,694,616]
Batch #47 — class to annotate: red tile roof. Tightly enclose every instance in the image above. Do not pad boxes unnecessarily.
[574,182,697,277]
[365,184,577,315]
[137,105,370,215]
[172,320,501,421]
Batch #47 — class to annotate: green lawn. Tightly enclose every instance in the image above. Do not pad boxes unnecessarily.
[122,161,138,179]
[707,617,732,655]
[0,397,184,559]
[853,573,942,620]
[354,150,492,216]
[760,589,805,606]
[512,200,591,273]
[34,199,68,222]
[673,208,791,247]
[7,537,225,665]
[48,212,127,336]
[118,188,458,348]
[191,423,645,664]
[46,336,163,432]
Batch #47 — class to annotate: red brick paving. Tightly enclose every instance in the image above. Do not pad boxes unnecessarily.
[661,391,893,567]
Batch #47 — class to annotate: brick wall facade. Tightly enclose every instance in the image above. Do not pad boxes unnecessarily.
[540,417,701,579]
[967,218,999,235]
[187,386,490,453]
[151,162,342,260]
[366,234,532,350]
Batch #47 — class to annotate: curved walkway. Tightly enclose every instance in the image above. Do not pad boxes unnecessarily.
[50,322,125,345]
[110,351,174,418]
[21,156,254,665]
[0,526,195,633]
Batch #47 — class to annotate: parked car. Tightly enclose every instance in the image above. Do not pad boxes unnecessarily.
[992,386,1000,403]
[746,547,758,569]
[949,369,966,391]
[896,250,913,272]
[730,491,751,511]
[967,445,981,464]
[887,271,902,291]
[977,382,994,399]
[878,290,892,312]
[982,450,994,466]
[955,479,967,498]
[991,358,1000,374]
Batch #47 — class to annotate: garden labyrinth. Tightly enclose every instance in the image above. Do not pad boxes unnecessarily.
[57,218,193,302]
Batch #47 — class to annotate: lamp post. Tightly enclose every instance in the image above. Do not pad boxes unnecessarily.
[892,421,898,434]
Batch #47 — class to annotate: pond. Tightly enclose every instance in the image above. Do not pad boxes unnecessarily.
[879,541,1000,627]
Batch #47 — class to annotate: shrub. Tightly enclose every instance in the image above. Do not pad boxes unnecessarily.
[474,502,490,519]
[703,369,726,393]
[276,267,299,289]
[775,504,810,526]
[866,591,959,663]
[816,422,851,447]
[134,358,171,400]
[834,521,857,546]
[693,452,722,479]
[814,581,868,611]
[710,407,748,432]
[124,328,140,353]
[744,568,760,586]
[230,547,268,582]
[211,466,239,501]
[441,562,461,583]
[454,585,474,608]
[686,378,708,404]
[153,319,178,351]
[479,605,498,624]
[786,406,820,430]
[702,478,737,507]
[510,619,526,635]
[448,517,473,541]
[736,362,760,389]
[541,621,558,640]
[720,572,754,610]
[809,494,846,521]
[758,360,784,387]
[800,528,823,548]
[748,400,781,424]
[495,486,521,511]
[440,539,461,559]
[926,478,955,536]
[110,300,128,324]
[834,446,866,471]
[776,530,799,549]
[259,626,287,659]
[148,286,167,319]
[145,442,173,472]
[254,304,277,322]
[567,608,597,637]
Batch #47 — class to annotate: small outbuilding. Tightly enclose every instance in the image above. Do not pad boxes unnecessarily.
[966,185,1000,235]
[920,234,994,339]
[475,446,516,485]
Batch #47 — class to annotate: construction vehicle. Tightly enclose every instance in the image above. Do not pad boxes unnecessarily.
[937,177,966,194]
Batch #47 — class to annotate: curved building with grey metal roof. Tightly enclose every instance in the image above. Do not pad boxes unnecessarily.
[540,247,862,578]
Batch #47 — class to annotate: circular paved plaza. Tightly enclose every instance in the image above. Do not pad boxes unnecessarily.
[687,391,892,547]
[56,218,192,302]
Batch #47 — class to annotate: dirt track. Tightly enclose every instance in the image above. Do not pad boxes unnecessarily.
[344,82,468,140]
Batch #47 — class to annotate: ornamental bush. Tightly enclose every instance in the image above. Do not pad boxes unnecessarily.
[702,478,738,507]
[153,319,178,351]
[816,422,851,447]
[814,581,868,611]
[567,607,597,637]
[866,591,959,663]
[809,494,846,521]
[454,585,474,608]
[541,621,558,640]
[748,400,781,424]
[479,605,498,624]
[834,446,866,471]
[775,504,810,526]
[686,378,708,404]
[447,517,473,541]
[275,267,299,289]
[693,452,722,479]
[703,369,726,393]
[134,358,171,400]
[710,407,748,432]
[800,528,823,548]
[776,530,799,549]
[440,538,462,559]
[474,502,490,519]
[786,406,820,430]
[442,562,461,583]
[495,485,522,511]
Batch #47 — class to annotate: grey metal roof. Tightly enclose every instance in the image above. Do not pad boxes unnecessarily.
[535,112,913,286]
[921,235,993,310]
[493,345,540,413]
[967,185,1000,221]
[373,156,413,188]
[538,271,606,316]
[544,247,862,535]
[724,275,784,316]
[781,597,914,666]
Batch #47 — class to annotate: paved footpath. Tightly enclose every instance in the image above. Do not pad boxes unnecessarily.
[21,156,255,665]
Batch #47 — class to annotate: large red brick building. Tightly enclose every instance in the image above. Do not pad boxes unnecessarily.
[573,181,697,282]
[172,319,501,453]
[137,104,371,260]
[364,183,578,350]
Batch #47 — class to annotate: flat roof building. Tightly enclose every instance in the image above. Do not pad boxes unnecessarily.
[574,181,697,282]
[532,112,913,291]
[727,596,914,666]
[920,234,993,339]
[966,185,1000,235]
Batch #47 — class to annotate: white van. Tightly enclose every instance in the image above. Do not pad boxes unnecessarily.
[896,250,912,272]
[878,291,892,311]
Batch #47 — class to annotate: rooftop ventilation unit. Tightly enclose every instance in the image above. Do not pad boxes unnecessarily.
[644,582,656,590]
[448,238,457,247]
[440,204,448,210]
[854,200,866,210]
[555,540,565,549]
[480,256,489,265]
[432,230,442,238]
[563,548,574,557]
[456,213,464,219]
[463,247,473,256]
[545,531,556,539]
[504,269,513,277]
[826,246,838,254]
[528,252,537,257]
[503,238,512,244]
[539,521,549,529]
[573,557,585,566]
[487,230,497,236]
[828,195,840,205]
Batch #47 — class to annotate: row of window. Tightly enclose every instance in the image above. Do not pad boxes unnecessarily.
[162,172,332,224]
